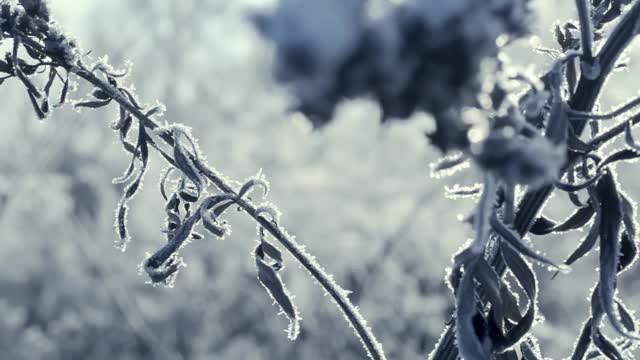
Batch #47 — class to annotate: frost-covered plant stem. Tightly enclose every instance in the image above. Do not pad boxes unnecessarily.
[11,30,386,360]
[575,0,598,79]
[588,112,640,149]
[430,2,640,359]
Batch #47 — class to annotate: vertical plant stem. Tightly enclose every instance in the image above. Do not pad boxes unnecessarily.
[430,2,640,358]
[575,0,595,69]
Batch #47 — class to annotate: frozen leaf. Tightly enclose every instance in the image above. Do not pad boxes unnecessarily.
[238,175,270,199]
[255,244,300,340]
[530,203,595,235]
[455,260,491,360]
[618,232,638,273]
[529,216,557,235]
[491,213,567,272]
[595,172,639,339]
[474,258,504,330]
[624,121,640,151]
[159,167,175,201]
[563,217,600,266]
[113,124,149,251]
[173,130,203,202]
[200,208,230,239]
[493,244,538,352]
[146,213,199,273]
[73,98,112,109]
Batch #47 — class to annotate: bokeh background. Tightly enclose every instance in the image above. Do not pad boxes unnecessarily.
[1,0,640,359]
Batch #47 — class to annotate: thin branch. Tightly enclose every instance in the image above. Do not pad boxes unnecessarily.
[575,0,598,78]
[11,31,387,360]
[587,112,640,149]
[568,94,640,120]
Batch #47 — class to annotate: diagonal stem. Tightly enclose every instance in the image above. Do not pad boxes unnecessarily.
[12,31,387,360]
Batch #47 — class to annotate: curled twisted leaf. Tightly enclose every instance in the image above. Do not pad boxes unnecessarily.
[238,176,270,199]
[113,124,149,251]
[501,282,522,323]
[555,172,602,192]
[200,208,230,239]
[596,172,640,340]
[173,131,203,202]
[447,248,476,293]
[111,105,129,130]
[255,244,300,340]
[493,244,538,352]
[257,226,283,270]
[474,258,504,331]
[624,120,640,151]
[144,253,183,284]
[146,212,200,275]
[255,203,281,223]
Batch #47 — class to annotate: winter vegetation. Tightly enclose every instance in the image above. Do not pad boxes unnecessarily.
[2,0,640,359]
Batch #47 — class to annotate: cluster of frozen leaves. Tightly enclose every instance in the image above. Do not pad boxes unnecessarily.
[428,1,640,358]
[1,0,308,348]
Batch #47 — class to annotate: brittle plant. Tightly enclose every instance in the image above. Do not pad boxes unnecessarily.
[2,0,640,359]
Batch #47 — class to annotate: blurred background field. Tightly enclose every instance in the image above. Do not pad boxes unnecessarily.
[1,0,640,359]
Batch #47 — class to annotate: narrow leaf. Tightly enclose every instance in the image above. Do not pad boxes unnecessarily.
[455,260,491,360]
[74,98,112,109]
[491,213,567,271]
[255,245,300,340]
